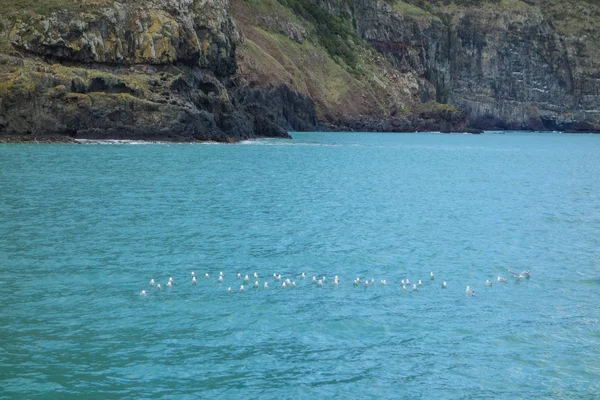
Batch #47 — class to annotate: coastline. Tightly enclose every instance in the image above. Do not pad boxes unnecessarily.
[2,129,597,144]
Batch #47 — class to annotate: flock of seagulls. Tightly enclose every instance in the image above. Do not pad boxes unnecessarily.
[139,269,531,297]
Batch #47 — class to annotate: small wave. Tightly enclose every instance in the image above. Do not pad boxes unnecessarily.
[75,139,171,145]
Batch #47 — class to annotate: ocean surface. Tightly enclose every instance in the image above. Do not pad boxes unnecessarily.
[1,132,599,399]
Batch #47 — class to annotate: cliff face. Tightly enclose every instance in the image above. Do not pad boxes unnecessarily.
[0,0,317,140]
[308,0,600,131]
[0,0,598,140]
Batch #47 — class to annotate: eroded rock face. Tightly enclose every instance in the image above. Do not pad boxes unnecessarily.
[8,0,237,76]
[320,0,600,132]
[0,0,318,140]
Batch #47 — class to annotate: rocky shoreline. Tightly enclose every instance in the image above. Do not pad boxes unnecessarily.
[1,0,599,142]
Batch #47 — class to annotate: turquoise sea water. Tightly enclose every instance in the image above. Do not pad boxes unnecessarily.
[1,132,599,399]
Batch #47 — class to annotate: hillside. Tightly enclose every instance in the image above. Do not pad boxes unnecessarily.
[0,0,598,141]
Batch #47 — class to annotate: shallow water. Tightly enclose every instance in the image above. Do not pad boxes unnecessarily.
[1,132,599,399]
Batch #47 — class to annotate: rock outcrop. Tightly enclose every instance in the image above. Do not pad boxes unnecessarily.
[311,0,600,132]
[0,0,318,141]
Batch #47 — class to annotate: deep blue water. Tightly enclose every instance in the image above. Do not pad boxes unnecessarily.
[1,132,599,399]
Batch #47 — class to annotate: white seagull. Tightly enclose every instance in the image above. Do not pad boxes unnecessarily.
[166,281,172,288]
[291,282,296,288]
[149,279,155,286]
[140,290,147,296]
[253,281,259,288]
[204,273,209,279]
[156,284,162,290]
[430,272,435,280]
[253,272,258,279]
[227,287,232,293]
[465,286,475,296]
[486,280,492,286]
[239,285,245,292]
[317,279,323,287]
[412,284,418,291]
[497,276,508,283]
[380,280,387,285]
[264,282,269,289]
[217,275,223,283]
[244,275,249,283]
[442,281,447,289]
[312,276,317,284]
[192,276,197,285]
[191,271,196,278]
[237,273,242,280]
[418,280,423,286]
[301,272,306,279]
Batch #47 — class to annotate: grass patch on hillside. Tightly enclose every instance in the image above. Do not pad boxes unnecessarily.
[0,0,114,15]
[389,1,430,15]
[242,27,395,120]
[277,0,363,70]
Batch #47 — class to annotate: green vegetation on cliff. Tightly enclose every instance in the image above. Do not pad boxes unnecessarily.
[278,0,362,69]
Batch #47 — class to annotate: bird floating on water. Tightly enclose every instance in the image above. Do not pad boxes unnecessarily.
[312,276,317,284]
[237,273,242,280]
[166,281,172,288]
[412,284,418,291]
[430,272,435,280]
[140,290,147,296]
[282,281,287,289]
[317,279,323,287]
[253,272,258,279]
[264,282,269,289]
[465,286,475,296]
[227,287,232,293]
[381,280,387,285]
[301,272,306,279]
[156,284,162,290]
[292,281,296,288]
[204,273,209,279]
[497,276,508,283]
[191,271,196,278]
[244,275,249,283]
[418,280,423,286]
[253,281,259,288]
[486,280,492,286]
[168,277,174,284]
[240,285,245,292]
[192,276,197,285]
[218,275,223,283]
[509,269,531,279]
[149,279,155,286]
[442,281,447,289]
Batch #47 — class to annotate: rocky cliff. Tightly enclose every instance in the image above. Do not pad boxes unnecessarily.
[0,0,598,141]
[0,0,317,141]
[344,0,600,132]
